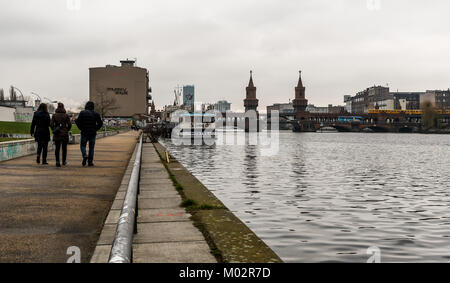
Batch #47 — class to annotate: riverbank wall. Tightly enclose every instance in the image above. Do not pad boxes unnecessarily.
[153,142,283,263]
[0,130,125,162]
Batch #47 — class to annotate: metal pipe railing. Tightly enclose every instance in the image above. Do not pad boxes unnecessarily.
[108,134,143,263]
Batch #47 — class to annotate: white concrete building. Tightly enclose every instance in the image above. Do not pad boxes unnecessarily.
[344,95,353,113]
[306,104,329,114]
[215,100,232,112]
[376,98,395,110]
[398,99,407,110]
[0,106,16,122]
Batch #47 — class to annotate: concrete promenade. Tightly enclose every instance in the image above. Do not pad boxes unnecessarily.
[91,143,216,263]
[0,131,139,263]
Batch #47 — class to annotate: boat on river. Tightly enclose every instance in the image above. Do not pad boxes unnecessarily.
[317,126,339,133]
[173,113,216,139]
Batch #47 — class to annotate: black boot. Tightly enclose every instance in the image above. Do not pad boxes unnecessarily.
[42,151,48,165]
[56,162,61,167]
[36,156,40,164]
[82,156,88,167]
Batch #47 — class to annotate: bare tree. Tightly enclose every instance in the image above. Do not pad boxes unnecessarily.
[93,85,120,118]
[78,101,88,112]
[0,88,4,101]
[422,101,438,130]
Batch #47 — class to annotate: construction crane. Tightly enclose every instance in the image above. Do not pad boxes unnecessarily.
[173,85,182,106]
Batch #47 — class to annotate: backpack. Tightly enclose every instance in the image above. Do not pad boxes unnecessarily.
[53,122,62,135]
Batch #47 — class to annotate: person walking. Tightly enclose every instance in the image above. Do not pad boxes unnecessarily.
[30,103,51,165]
[75,101,103,167]
[50,103,72,167]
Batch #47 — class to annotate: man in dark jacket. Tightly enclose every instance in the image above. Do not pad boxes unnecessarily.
[75,101,103,166]
[30,103,51,165]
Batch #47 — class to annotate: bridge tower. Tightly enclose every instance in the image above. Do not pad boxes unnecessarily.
[244,71,260,132]
[293,70,308,115]
[292,71,310,131]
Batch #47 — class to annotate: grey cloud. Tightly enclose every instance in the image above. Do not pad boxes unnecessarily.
[1,0,450,110]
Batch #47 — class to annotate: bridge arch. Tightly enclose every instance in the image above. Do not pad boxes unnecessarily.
[398,127,414,133]
[368,126,389,133]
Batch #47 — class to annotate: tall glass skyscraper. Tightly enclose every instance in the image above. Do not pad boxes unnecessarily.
[183,85,195,107]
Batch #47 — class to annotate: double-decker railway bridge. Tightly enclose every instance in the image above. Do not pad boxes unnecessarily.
[293,110,450,133]
[242,71,450,133]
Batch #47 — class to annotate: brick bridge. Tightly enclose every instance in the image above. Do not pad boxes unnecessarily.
[239,71,450,133]
[291,112,450,133]
[214,111,450,133]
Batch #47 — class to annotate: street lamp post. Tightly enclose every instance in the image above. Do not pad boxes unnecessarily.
[31,92,42,101]
[43,97,58,114]
[30,92,42,109]
[44,97,57,104]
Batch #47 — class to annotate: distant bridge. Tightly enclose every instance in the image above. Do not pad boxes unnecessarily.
[292,111,450,133]
[195,110,450,133]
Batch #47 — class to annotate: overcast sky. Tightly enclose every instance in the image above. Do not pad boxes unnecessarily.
[1,0,450,111]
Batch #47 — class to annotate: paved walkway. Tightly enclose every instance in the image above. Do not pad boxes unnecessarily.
[91,143,216,263]
[0,131,139,263]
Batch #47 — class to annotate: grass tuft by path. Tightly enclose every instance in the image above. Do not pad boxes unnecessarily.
[153,144,224,212]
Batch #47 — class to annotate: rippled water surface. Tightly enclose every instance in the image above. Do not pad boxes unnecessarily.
[161,132,450,263]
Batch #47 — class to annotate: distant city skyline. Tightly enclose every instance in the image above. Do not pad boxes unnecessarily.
[1,0,450,112]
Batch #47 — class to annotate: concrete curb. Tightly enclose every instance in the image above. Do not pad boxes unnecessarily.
[132,144,217,263]
[153,142,283,263]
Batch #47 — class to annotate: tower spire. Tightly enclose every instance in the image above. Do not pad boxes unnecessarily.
[244,70,258,108]
[293,70,308,113]
[244,70,260,132]
[297,70,303,88]
[248,70,254,87]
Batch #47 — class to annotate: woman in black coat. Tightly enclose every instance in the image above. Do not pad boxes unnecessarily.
[30,103,51,165]
[50,103,72,167]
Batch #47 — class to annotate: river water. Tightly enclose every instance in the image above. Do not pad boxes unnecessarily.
[161,131,450,263]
